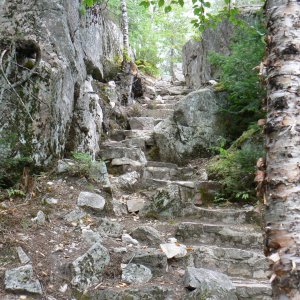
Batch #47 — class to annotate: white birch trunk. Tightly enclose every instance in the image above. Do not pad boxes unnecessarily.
[264,0,300,298]
[120,0,129,60]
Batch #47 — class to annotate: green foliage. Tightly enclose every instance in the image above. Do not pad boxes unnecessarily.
[209,19,266,139]
[0,132,33,188]
[6,188,25,198]
[135,59,159,76]
[69,151,93,177]
[208,128,264,203]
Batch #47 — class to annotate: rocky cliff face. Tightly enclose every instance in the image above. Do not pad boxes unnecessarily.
[182,19,233,89]
[0,0,123,165]
[182,8,260,89]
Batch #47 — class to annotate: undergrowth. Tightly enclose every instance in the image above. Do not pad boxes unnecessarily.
[208,127,264,203]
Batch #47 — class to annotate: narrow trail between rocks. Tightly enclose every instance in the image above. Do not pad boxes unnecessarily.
[1,77,271,300]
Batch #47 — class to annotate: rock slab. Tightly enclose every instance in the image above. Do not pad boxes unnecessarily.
[184,267,237,300]
[122,264,152,284]
[77,191,106,212]
[4,264,42,295]
[70,242,110,290]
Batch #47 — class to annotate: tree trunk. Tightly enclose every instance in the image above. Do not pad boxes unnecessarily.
[120,0,129,61]
[264,1,300,298]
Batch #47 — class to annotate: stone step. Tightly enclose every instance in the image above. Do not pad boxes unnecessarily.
[143,166,179,181]
[143,178,197,189]
[99,145,147,165]
[143,165,197,182]
[232,278,272,300]
[189,206,263,225]
[148,103,176,110]
[109,130,154,145]
[186,245,268,280]
[142,108,174,118]
[129,117,155,130]
[175,222,263,250]
[146,160,179,169]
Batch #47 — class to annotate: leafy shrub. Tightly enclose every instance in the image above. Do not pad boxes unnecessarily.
[209,18,266,140]
[207,128,264,203]
[68,151,93,177]
[135,59,160,77]
[0,132,33,188]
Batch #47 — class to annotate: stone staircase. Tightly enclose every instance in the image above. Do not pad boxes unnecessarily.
[95,78,272,299]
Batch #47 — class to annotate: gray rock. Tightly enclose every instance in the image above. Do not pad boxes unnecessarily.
[44,197,59,205]
[100,146,147,165]
[111,158,143,168]
[129,117,155,130]
[70,242,110,290]
[98,218,124,237]
[172,63,185,82]
[122,234,139,246]
[57,159,76,174]
[89,161,110,188]
[77,191,106,212]
[16,246,30,264]
[123,248,168,276]
[182,19,233,89]
[122,264,152,284]
[127,198,145,213]
[111,171,141,191]
[141,183,196,217]
[131,226,163,247]
[4,264,42,295]
[31,210,46,225]
[82,229,102,246]
[184,267,237,300]
[185,245,268,279]
[113,247,127,253]
[154,89,225,164]
[64,209,87,222]
[0,0,123,165]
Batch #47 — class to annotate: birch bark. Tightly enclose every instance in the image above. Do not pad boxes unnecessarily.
[120,0,129,61]
[264,0,300,298]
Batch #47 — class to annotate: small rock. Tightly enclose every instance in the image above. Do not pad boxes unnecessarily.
[82,229,102,245]
[122,234,139,245]
[4,264,42,295]
[98,218,123,237]
[77,191,105,212]
[59,283,68,293]
[44,197,58,205]
[57,159,75,173]
[113,247,127,253]
[122,264,152,284]
[64,209,87,222]
[131,225,163,247]
[127,198,145,213]
[16,246,30,264]
[160,242,187,259]
[31,211,46,225]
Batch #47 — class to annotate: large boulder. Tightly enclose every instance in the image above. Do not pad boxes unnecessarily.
[0,0,123,165]
[154,89,225,164]
[184,267,237,300]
